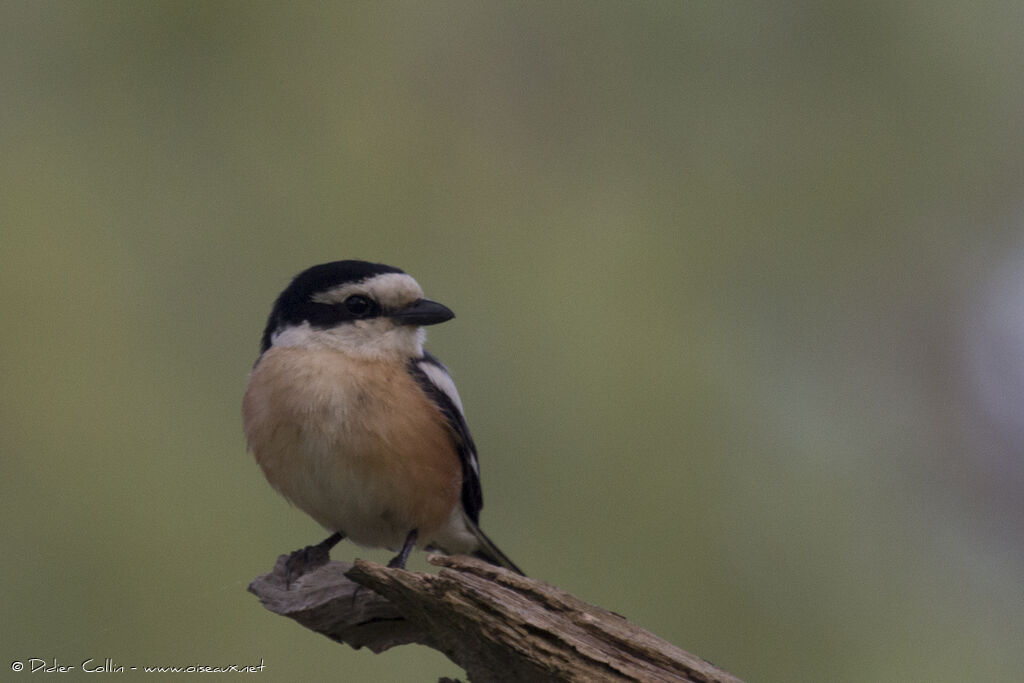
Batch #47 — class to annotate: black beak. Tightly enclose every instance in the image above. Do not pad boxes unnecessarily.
[391,298,455,326]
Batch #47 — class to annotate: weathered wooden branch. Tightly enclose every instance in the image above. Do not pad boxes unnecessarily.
[248,554,742,683]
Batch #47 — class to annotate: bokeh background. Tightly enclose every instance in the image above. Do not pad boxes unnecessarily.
[3,2,1023,681]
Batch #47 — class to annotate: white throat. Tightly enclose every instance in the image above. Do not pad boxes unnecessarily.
[271,320,426,360]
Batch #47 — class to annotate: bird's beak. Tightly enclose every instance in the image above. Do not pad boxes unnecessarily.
[391,298,455,326]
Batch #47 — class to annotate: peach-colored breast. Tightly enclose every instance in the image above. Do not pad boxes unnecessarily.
[242,346,461,550]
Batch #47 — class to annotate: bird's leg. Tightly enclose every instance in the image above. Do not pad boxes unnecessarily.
[284,531,344,587]
[387,529,419,569]
[350,529,419,605]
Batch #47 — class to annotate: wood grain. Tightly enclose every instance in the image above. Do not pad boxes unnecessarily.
[249,554,743,683]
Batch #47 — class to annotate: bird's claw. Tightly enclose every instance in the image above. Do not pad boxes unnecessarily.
[283,543,332,587]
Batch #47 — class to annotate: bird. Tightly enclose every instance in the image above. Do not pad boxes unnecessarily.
[242,260,522,582]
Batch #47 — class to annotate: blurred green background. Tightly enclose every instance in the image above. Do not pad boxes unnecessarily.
[3,2,1023,681]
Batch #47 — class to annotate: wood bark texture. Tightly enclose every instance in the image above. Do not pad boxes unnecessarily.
[248,553,743,683]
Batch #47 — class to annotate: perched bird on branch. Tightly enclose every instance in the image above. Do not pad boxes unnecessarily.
[243,260,521,582]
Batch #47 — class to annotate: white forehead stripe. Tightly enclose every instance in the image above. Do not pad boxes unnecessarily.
[312,272,424,309]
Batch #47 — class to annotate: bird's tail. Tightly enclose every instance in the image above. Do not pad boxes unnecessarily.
[467,518,524,576]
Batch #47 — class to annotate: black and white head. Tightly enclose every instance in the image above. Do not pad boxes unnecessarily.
[259,261,454,359]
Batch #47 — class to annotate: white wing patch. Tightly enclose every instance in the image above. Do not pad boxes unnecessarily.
[417,359,479,478]
[418,359,465,415]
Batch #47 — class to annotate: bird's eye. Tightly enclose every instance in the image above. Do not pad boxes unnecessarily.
[343,295,374,317]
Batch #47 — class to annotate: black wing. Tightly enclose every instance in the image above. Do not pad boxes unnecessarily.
[407,352,483,523]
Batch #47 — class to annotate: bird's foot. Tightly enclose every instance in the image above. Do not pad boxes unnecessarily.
[350,529,418,604]
[283,532,344,588]
[284,545,330,586]
[387,528,418,570]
